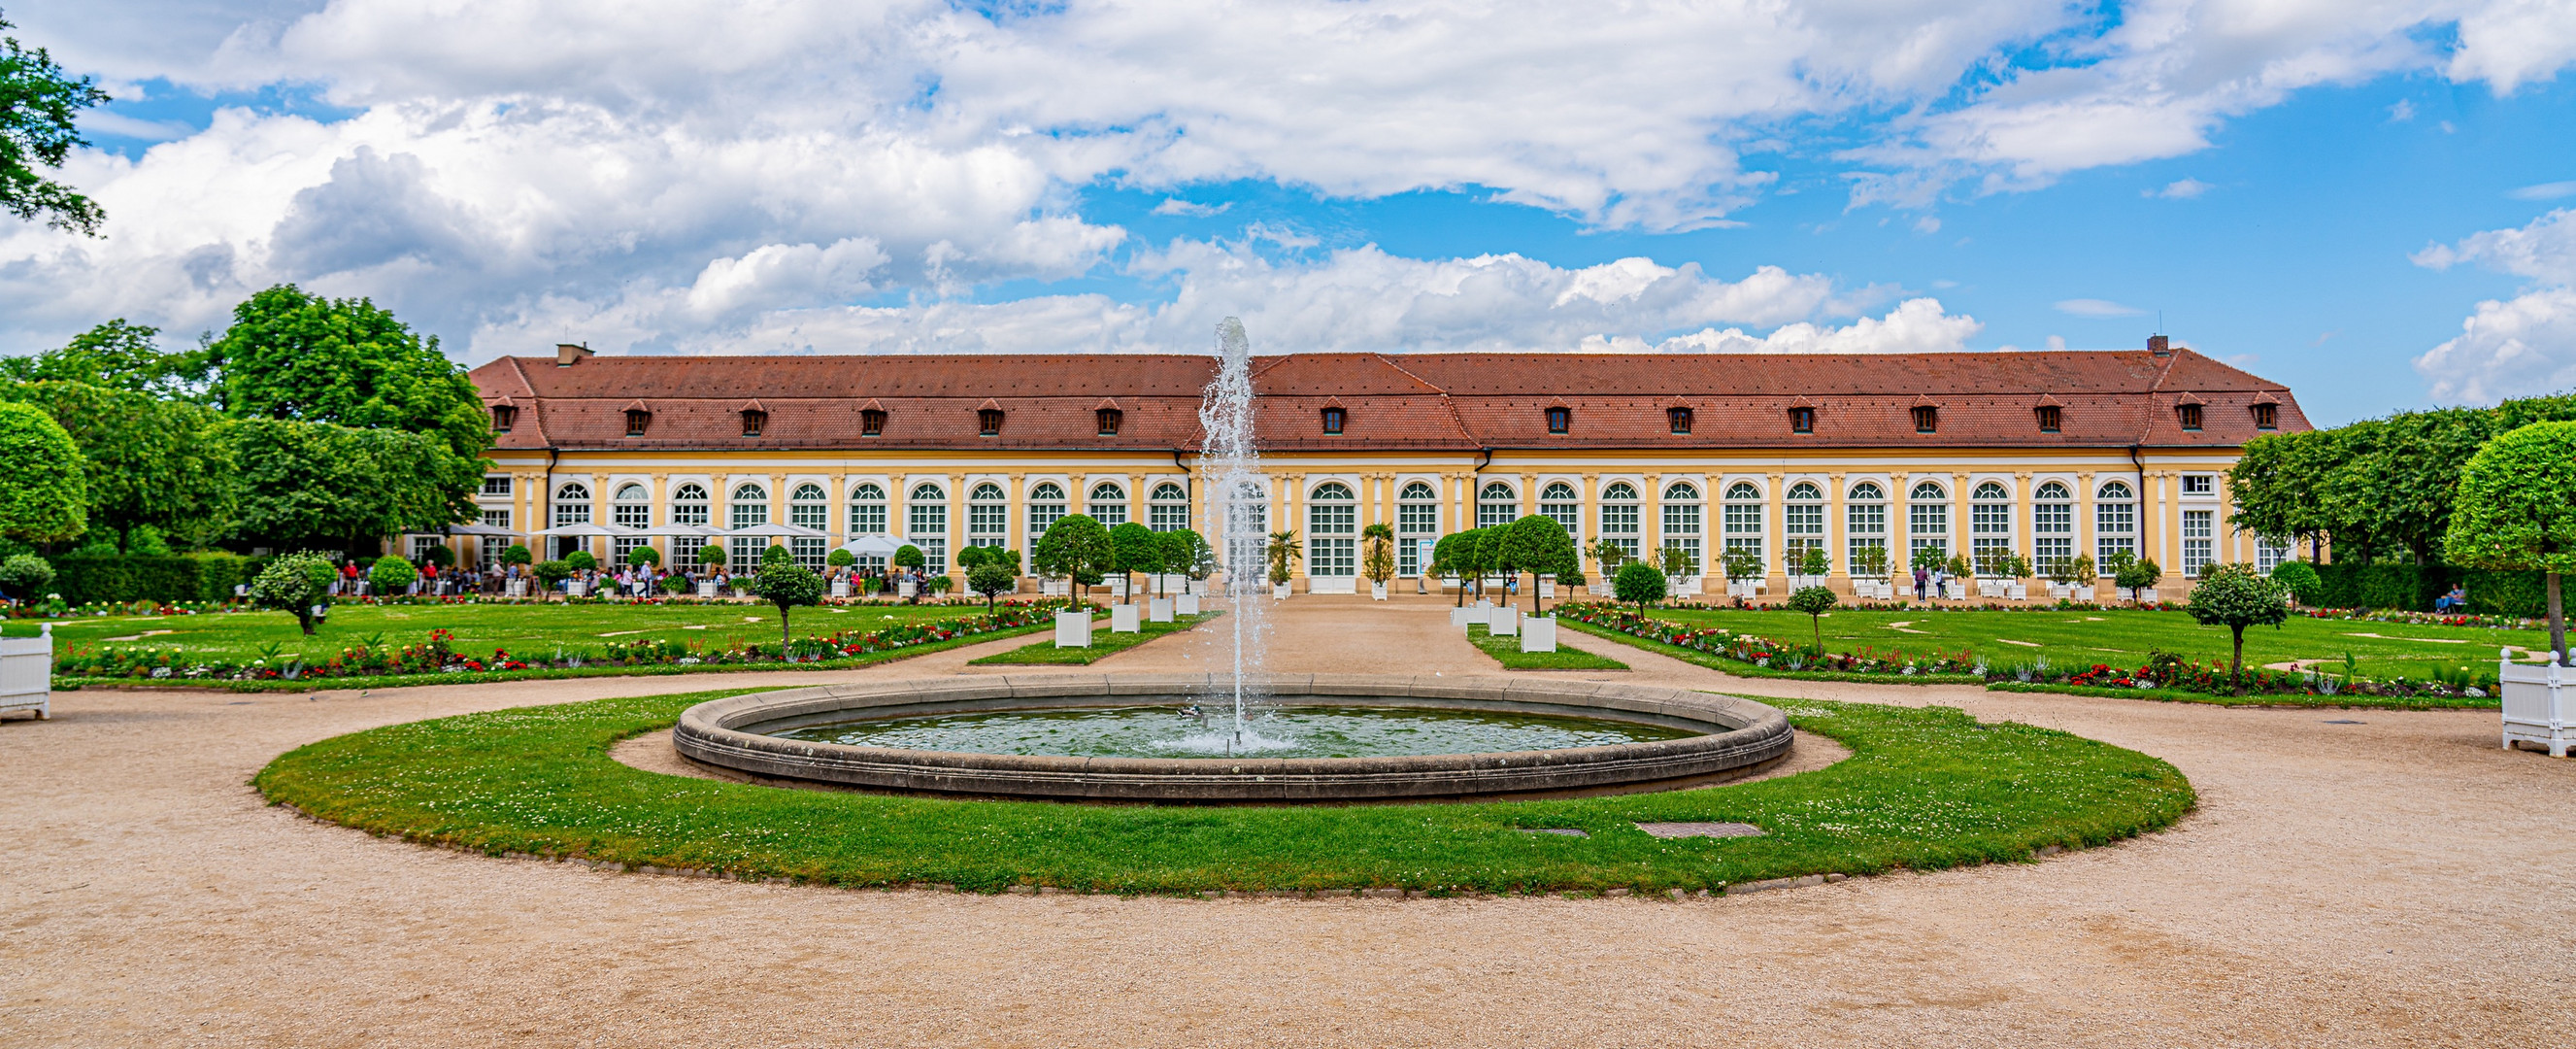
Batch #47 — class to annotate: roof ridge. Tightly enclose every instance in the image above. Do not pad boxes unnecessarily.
[1370,353,1448,395]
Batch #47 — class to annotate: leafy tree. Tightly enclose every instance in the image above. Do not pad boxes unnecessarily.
[2229,429,2340,563]
[1501,515,1575,613]
[955,544,990,570]
[1108,522,1162,601]
[1360,523,1396,588]
[0,399,84,542]
[203,286,491,460]
[1798,546,1831,578]
[419,542,456,569]
[623,545,659,568]
[2444,421,2576,661]
[2048,553,2095,590]
[1264,529,1302,587]
[1613,560,1666,613]
[565,549,598,572]
[499,544,531,567]
[0,321,204,396]
[125,523,171,557]
[1787,585,1838,651]
[217,418,478,557]
[892,544,925,570]
[249,552,336,634]
[369,555,418,593]
[2183,563,2292,694]
[2114,557,2161,601]
[1160,529,1217,586]
[0,551,53,599]
[1434,527,1487,605]
[1851,542,1890,580]
[826,547,855,571]
[968,561,1018,611]
[0,17,109,234]
[753,559,826,658]
[533,559,573,597]
[760,544,790,568]
[2,381,238,548]
[2269,560,2322,606]
[698,543,729,573]
[1031,514,1112,590]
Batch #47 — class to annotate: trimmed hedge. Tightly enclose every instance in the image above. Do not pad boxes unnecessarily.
[2307,560,2550,616]
[42,552,264,604]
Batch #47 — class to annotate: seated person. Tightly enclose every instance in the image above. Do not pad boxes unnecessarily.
[2434,584,2466,612]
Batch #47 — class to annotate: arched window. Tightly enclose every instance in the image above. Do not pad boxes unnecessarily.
[1478,481,1518,528]
[553,482,592,527]
[1599,482,1640,562]
[1308,482,1355,578]
[968,482,1008,549]
[1847,482,1887,574]
[907,482,948,574]
[2095,480,2136,568]
[1221,478,1268,574]
[726,482,771,572]
[612,483,650,528]
[1026,482,1065,546]
[1087,481,1127,526]
[1149,482,1189,531]
[670,482,710,525]
[788,483,829,567]
[1540,481,1580,543]
[848,483,887,536]
[2032,481,2073,574]
[1397,480,1439,576]
[1723,482,1765,572]
[1785,482,1824,572]
[1907,480,1948,566]
[1664,482,1706,574]
[1970,481,2012,573]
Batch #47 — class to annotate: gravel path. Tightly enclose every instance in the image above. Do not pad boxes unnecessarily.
[3,593,2570,1047]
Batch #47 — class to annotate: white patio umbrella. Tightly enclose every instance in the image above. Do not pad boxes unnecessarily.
[436,523,523,537]
[636,523,726,537]
[838,534,905,558]
[530,524,631,538]
[719,523,828,539]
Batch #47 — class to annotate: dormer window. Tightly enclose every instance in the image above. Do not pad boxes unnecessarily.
[1789,406,1814,433]
[2035,405,2061,432]
[1546,406,1571,434]
[2253,403,2277,429]
[490,404,517,432]
[1667,407,1693,434]
[2178,403,2203,430]
[979,408,1004,435]
[1912,406,1938,433]
[1321,407,1345,434]
[860,409,886,436]
[1096,408,1122,435]
[624,408,651,436]
[740,409,767,437]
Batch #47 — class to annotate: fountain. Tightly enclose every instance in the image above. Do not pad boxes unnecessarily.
[669,320,1794,801]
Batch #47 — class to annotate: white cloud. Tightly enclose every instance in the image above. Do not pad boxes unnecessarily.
[2388,98,2416,121]
[1646,298,1982,355]
[2055,297,2145,318]
[1153,198,1230,218]
[2150,178,2212,199]
[2509,180,2576,201]
[2415,209,2576,403]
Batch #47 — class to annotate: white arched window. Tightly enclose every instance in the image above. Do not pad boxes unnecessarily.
[1087,481,1127,526]
[2095,480,2137,569]
[668,482,711,566]
[848,483,887,535]
[968,482,1008,549]
[2032,481,2073,574]
[1478,481,1519,528]
[1221,478,1268,575]
[1722,481,1763,571]
[727,482,771,572]
[1970,481,2012,574]
[1397,480,1439,576]
[1599,482,1640,562]
[1026,482,1065,547]
[612,483,650,563]
[1308,482,1356,579]
[787,483,829,568]
[1785,481,1825,572]
[1540,481,1581,543]
[1907,480,1949,566]
[908,482,948,574]
[552,482,591,527]
[1149,482,1188,532]
[1847,482,1887,574]
[1664,481,1706,571]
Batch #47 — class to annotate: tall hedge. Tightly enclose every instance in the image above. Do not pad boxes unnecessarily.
[44,552,264,604]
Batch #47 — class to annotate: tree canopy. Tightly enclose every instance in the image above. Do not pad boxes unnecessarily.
[0,399,85,543]
[1,380,236,548]
[205,286,491,460]
[0,17,109,235]
[0,321,204,396]
[2444,421,2576,660]
[249,552,336,635]
[2183,563,2292,694]
[1031,514,1113,587]
[217,418,480,556]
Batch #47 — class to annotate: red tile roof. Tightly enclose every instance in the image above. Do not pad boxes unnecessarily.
[471,347,2308,453]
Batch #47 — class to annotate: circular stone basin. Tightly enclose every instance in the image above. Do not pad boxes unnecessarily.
[774,705,1701,760]
[673,673,1794,803]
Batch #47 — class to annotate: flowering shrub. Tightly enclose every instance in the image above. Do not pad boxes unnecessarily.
[2302,607,2536,630]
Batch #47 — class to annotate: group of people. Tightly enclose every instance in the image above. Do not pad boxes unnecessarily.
[307,553,951,601]
[1910,563,1953,603]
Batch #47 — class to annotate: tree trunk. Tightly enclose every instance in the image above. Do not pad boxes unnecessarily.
[2551,572,2565,665]
[2230,625,2245,695]
[781,606,791,661]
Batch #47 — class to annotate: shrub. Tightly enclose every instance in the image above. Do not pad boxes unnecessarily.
[125,524,174,557]
[0,400,87,543]
[533,559,573,592]
[418,543,456,569]
[564,550,597,572]
[1613,561,1666,611]
[893,544,925,570]
[2269,561,2324,606]
[0,553,55,598]
[698,544,728,571]
[368,555,418,593]
[2114,557,2162,598]
[624,545,660,568]
[249,552,336,634]
[826,548,855,569]
[968,561,1018,610]
[499,544,532,566]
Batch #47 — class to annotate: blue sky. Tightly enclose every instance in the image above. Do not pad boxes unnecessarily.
[15,1,2576,424]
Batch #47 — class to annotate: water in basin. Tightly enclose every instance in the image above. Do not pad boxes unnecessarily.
[772,705,1698,760]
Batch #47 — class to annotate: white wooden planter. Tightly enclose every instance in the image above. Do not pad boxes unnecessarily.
[1110,605,1142,633]
[1520,616,1557,654]
[1491,608,1520,636]
[1308,575,1356,594]
[1370,582,1388,601]
[1451,606,1473,629]
[830,579,850,598]
[1175,594,1200,616]
[1539,579,1556,599]
[2499,649,2575,757]
[1672,576,1705,596]
[2135,588,2159,603]
[1589,581,1612,597]
[1977,579,2005,597]
[899,580,918,598]
[1149,598,1175,623]
[694,580,717,598]
[1054,610,1093,648]
[507,580,528,597]
[1272,583,1291,600]
[0,624,51,721]
[1465,603,1492,626]
[2007,583,2028,600]
[565,582,586,598]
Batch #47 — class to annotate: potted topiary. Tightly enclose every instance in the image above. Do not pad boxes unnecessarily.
[1360,523,1395,601]
[2047,553,2094,602]
[1852,543,1891,600]
[892,543,926,601]
[1942,552,1974,600]
[563,549,598,597]
[533,558,573,601]
[2002,554,2032,600]
[2115,555,2162,604]
[826,548,855,597]
[500,543,533,597]
[696,543,727,597]
[1265,529,1301,599]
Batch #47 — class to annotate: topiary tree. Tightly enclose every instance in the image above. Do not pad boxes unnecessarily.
[564,549,597,573]
[892,543,925,571]
[0,399,87,543]
[0,552,54,600]
[1031,514,1112,595]
[1613,560,1666,614]
[761,544,791,568]
[968,560,1018,611]
[368,555,417,594]
[1798,546,1831,579]
[419,542,456,569]
[500,543,532,568]
[1161,529,1216,591]
[1502,514,1576,613]
[1853,542,1890,582]
[533,558,572,598]
[698,542,729,575]
[2115,556,2161,601]
[2183,562,2292,694]
[753,559,825,658]
[249,551,335,634]
[625,544,661,568]
[955,544,990,571]
[826,548,855,573]
[2049,553,2094,591]
[1361,522,1397,590]
[1109,522,1161,602]
[1787,585,1838,651]
[2269,559,2323,606]
[2445,421,2576,662]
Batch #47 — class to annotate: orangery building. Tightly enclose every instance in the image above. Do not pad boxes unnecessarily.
[453,336,2310,598]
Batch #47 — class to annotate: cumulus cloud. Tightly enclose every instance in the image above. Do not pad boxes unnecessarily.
[2055,298,2145,318]
[2150,178,2211,199]
[2415,209,2576,403]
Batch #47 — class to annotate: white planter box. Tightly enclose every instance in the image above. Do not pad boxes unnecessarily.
[0,624,51,720]
[1149,598,1175,623]
[1054,610,1093,648]
[1520,616,1557,653]
[565,581,586,598]
[1539,580,1556,599]
[507,580,528,597]
[695,580,716,598]
[1111,605,1142,632]
[1673,576,1705,596]
[1308,575,1356,594]
[1041,579,1070,597]
[1589,581,1612,597]
[899,580,918,598]
[1451,606,1473,628]
[1371,582,1388,601]
[1176,594,1200,616]
[1977,580,2005,597]
[2499,650,2575,757]
[1941,581,1967,600]
[1272,583,1290,600]
[831,579,850,598]
[2135,588,2158,603]
[1491,608,1520,636]
[2007,584,2028,600]
[1465,604,1491,625]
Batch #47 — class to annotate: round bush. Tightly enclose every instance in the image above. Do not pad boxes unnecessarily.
[564,550,598,572]
[1613,561,1666,608]
[368,555,418,593]
[0,553,57,596]
[2269,560,2323,606]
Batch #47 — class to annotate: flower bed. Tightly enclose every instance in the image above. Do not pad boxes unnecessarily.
[2301,607,2536,630]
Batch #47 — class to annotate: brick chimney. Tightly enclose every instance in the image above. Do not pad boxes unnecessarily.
[2148,334,2171,356]
[555,343,593,366]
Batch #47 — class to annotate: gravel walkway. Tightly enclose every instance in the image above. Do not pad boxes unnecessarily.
[2,592,2569,1047]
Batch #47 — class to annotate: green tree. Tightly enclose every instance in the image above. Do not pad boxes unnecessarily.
[2269,560,2322,606]
[955,544,990,571]
[0,17,109,234]
[825,548,854,572]
[1613,560,1666,613]
[2182,563,2292,694]
[203,286,491,460]
[216,418,478,557]
[419,542,456,569]
[1108,522,1162,602]
[892,544,925,570]
[533,559,572,598]
[1787,585,1838,651]
[1160,529,1216,587]
[623,544,659,568]
[698,542,729,574]
[2229,429,2338,563]
[0,321,204,395]
[369,555,418,593]
[753,559,826,658]
[249,552,336,635]
[760,544,790,568]
[2115,557,2161,601]
[564,549,599,574]
[968,560,1018,611]
[0,551,53,599]
[1360,523,1396,589]
[499,544,531,568]
[0,399,84,542]
[1501,515,1575,613]
[1032,514,1113,590]
[2,381,238,548]
[1264,529,1302,587]
[2444,421,2576,662]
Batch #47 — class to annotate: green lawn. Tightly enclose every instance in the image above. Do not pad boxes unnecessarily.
[1465,623,1628,671]
[254,691,2193,896]
[969,612,1220,665]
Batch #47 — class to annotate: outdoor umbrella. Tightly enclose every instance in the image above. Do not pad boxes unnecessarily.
[838,534,905,557]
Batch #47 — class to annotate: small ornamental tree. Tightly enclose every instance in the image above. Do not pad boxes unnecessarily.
[826,548,855,573]
[1799,546,1831,579]
[0,399,87,543]
[2444,421,2576,662]
[1787,585,1838,651]
[892,544,924,571]
[1432,530,1466,605]
[1031,513,1112,592]
[533,559,573,597]
[1360,523,1396,590]
[1162,528,1217,591]
[249,551,336,634]
[1264,529,1302,587]
[564,549,598,573]
[500,543,532,568]
[2115,557,2162,601]
[761,544,791,568]
[0,552,55,599]
[2270,560,2323,606]
[368,555,417,593]
[2183,562,2292,694]
[1613,560,1666,613]
[753,559,825,658]
[625,544,661,568]
[698,542,729,575]
[955,544,990,571]
[419,543,456,569]
[2049,553,2094,590]
[1585,537,1631,579]
[1109,522,1161,602]
[1503,514,1576,613]
[968,560,1018,611]
[1852,542,1890,581]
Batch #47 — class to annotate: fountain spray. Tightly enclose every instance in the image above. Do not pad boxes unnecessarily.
[1198,318,1268,746]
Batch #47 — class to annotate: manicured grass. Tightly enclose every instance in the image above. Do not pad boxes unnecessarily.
[1464,623,1627,670]
[253,691,2193,895]
[1557,619,1983,684]
[969,612,1220,665]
